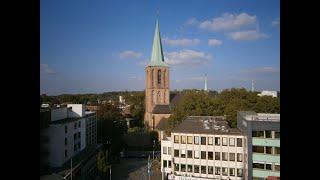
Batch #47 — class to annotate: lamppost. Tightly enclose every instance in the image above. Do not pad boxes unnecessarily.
[152,140,155,159]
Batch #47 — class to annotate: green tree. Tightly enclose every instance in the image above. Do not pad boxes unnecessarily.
[97,150,109,174]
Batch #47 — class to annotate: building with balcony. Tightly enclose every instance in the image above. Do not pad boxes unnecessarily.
[237,112,280,180]
[161,116,246,180]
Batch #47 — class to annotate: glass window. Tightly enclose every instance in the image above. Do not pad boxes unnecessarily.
[222,137,228,146]
[194,151,199,159]
[229,153,235,161]
[174,149,179,157]
[74,122,77,129]
[215,167,221,175]
[181,149,186,158]
[215,137,220,145]
[194,165,199,173]
[65,150,68,158]
[181,164,186,172]
[168,147,172,155]
[252,146,264,153]
[265,131,272,138]
[65,138,67,145]
[168,161,171,168]
[74,144,77,151]
[157,69,161,85]
[175,164,179,171]
[163,160,167,168]
[215,152,221,160]
[78,121,81,128]
[163,146,167,154]
[275,147,280,155]
[237,153,243,162]
[201,151,206,159]
[237,168,243,177]
[222,152,228,161]
[266,163,272,170]
[229,138,235,146]
[222,167,228,176]
[208,166,213,174]
[201,137,206,145]
[187,150,193,158]
[187,136,193,144]
[253,162,265,169]
[181,136,186,144]
[208,137,213,145]
[194,136,199,145]
[275,131,280,138]
[201,166,206,174]
[252,131,264,138]
[208,152,213,160]
[274,164,280,171]
[266,146,272,154]
[78,132,81,138]
[187,165,192,172]
[174,135,179,143]
[237,138,242,147]
[229,168,235,176]
[78,142,80,148]
[65,126,68,133]
[74,133,77,140]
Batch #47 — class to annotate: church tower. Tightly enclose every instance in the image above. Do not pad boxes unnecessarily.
[144,20,170,130]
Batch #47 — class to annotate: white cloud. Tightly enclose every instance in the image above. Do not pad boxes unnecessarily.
[228,67,280,81]
[199,13,256,31]
[162,38,200,46]
[271,17,280,27]
[227,30,268,41]
[164,49,212,66]
[130,76,142,81]
[208,39,222,46]
[185,17,199,26]
[119,50,142,59]
[40,64,56,75]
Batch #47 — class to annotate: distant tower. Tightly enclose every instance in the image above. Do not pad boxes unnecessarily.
[204,74,208,91]
[251,80,255,92]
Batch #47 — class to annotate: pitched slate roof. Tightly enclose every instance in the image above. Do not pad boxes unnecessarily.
[152,104,171,114]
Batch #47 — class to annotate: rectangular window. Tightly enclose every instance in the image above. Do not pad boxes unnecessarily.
[222,152,228,161]
[181,136,186,144]
[201,137,206,145]
[168,161,171,168]
[222,167,228,176]
[208,152,213,160]
[275,147,280,155]
[274,164,280,171]
[194,150,200,159]
[215,137,220,146]
[215,152,221,160]
[275,131,280,138]
[187,150,193,158]
[174,164,179,171]
[74,122,77,130]
[78,142,80,149]
[65,150,68,158]
[187,165,192,172]
[252,131,264,138]
[201,166,206,174]
[187,136,193,144]
[74,133,77,140]
[252,146,264,153]
[194,136,199,145]
[253,162,265,169]
[237,168,243,177]
[78,132,81,139]
[163,160,167,168]
[163,146,167,154]
[215,167,221,175]
[65,138,67,145]
[78,121,81,128]
[174,149,179,157]
[174,135,179,143]
[74,144,77,152]
[237,153,243,162]
[229,138,235,146]
[65,126,68,133]
[229,153,235,161]
[208,137,213,145]
[229,168,235,176]
[201,151,206,159]
[208,166,213,174]
[181,149,186,158]
[222,137,228,146]
[266,146,272,154]
[266,163,272,170]
[168,147,172,155]
[194,165,199,173]
[181,164,186,172]
[265,130,272,138]
[237,138,242,147]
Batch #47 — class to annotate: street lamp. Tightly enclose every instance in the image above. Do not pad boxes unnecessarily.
[152,140,155,159]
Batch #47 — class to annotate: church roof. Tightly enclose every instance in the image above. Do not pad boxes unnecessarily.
[152,104,171,114]
[147,20,168,67]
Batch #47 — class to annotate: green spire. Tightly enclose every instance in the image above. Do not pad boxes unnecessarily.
[148,20,168,67]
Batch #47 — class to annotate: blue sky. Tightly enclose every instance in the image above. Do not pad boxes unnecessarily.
[40,0,280,95]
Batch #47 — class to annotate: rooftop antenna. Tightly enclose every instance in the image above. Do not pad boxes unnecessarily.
[204,74,208,91]
[251,80,255,92]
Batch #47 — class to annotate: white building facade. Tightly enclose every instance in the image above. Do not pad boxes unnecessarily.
[257,91,278,98]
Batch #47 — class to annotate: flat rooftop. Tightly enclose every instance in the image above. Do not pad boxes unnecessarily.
[239,111,280,122]
[172,116,242,135]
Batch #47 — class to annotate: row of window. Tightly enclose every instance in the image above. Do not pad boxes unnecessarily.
[167,163,243,177]
[172,149,243,162]
[252,146,280,155]
[173,135,243,147]
[252,131,280,139]
[73,132,81,140]
[64,121,81,133]
[253,162,280,172]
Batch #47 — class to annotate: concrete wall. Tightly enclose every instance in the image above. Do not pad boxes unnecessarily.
[51,107,68,121]
[67,104,85,118]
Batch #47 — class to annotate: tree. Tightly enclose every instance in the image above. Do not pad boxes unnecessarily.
[97,150,109,174]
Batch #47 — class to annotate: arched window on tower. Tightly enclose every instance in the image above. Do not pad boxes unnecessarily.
[151,69,154,88]
[157,91,161,103]
[158,69,161,86]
